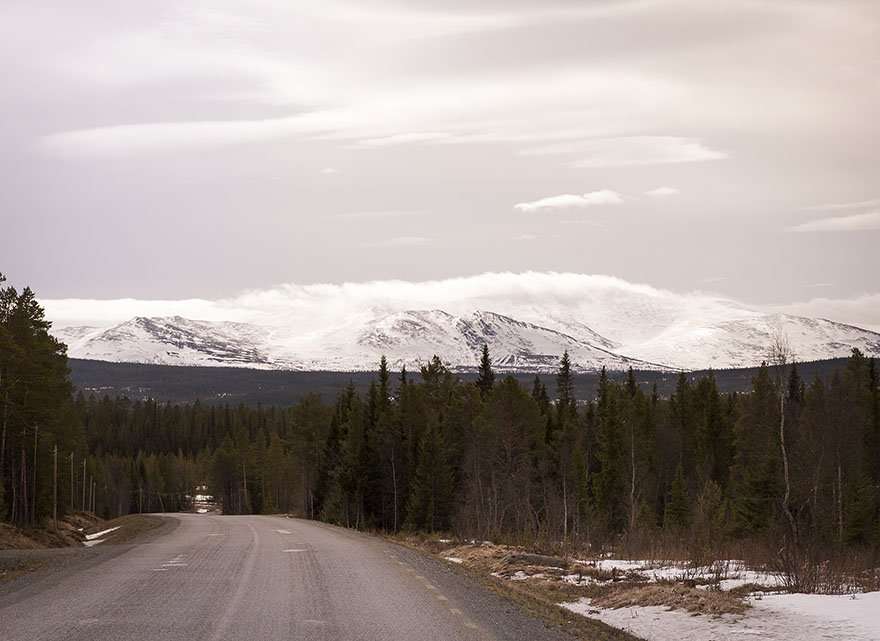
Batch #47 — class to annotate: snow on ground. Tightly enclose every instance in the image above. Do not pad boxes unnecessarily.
[578,558,783,589]
[84,526,121,541]
[563,591,880,641]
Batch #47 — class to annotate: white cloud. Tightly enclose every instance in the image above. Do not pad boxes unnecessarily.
[353,132,453,148]
[520,136,727,167]
[646,186,679,197]
[771,293,880,333]
[335,210,424,220]
[363,236,431,247]
[40,272,880,345]
[514,190,623,212]
[788,211,880,232]
[805,197,880,211]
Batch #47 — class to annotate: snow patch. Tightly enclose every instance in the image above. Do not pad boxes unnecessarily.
[84,526,121,541]
[562,592,880,641]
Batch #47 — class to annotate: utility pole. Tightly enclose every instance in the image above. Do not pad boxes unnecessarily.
[82,458,86,512]
[53,444,58,529]
[89,476,94,514]
[69,452,74,512]
[32,425,38,525]
[242,461,248,514]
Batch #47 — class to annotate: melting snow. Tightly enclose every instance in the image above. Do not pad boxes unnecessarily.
[563,592,880,641]
[84,526,121,541]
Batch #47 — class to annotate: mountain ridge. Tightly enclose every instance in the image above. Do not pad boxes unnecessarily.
[54,305,880,373]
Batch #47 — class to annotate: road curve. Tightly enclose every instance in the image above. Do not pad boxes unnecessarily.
[0,514,576,641]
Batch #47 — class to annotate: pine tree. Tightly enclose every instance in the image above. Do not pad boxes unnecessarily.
[555,351,577,429]
[476,344,495,399]
[664,463,690,530]
[378,355,390,412]
[593,368,625,533]
[405,422,453,532]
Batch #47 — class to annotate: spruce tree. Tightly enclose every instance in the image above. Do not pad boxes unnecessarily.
[664,463,690,530]
[475,344,495,399]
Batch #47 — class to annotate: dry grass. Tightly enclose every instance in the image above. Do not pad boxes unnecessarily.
[92,514,166,544]
[592,583,749,616]
[0,512,103,550]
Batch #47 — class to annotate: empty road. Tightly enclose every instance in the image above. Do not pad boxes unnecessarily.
[0,514,576,641]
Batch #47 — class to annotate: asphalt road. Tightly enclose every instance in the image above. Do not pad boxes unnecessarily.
[0,514,577,641]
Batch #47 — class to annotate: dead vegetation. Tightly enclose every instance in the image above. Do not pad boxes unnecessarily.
[406,538,755,624]
[0,512,101,550]
[592,583,748,616]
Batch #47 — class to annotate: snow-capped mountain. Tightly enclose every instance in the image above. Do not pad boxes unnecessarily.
[56,316,282,369]
[313,309,666,371]
[54,307,880,373]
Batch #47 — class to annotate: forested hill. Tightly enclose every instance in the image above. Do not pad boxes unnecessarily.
[68,356,857,405]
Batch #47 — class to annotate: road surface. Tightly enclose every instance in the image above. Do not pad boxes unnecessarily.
[0,514,577,641]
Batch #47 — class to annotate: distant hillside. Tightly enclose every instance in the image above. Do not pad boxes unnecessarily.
[68,357,860,405]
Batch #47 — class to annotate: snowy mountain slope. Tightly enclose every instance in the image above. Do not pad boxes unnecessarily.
[53,307,880,373]
[48,274,880,372]
[315,309,665,371]
[55,316,286,369]
[622,313,880,370]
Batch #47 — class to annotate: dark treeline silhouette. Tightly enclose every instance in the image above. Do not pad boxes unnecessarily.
[2,274,878,572]
[67,355,861,406]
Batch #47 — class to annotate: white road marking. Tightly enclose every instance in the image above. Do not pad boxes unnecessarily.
[282,548,308,553]
[275,529,292,534]
[152,568,168,572]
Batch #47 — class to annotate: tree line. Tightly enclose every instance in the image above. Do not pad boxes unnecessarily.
[1,274,878,564]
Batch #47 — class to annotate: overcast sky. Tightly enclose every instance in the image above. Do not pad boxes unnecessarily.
[2,0,878,323]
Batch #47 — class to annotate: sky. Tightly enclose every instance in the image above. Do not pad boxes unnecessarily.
[2,0,879,327]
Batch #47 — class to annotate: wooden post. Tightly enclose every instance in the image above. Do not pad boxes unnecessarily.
[32,425,38,525]
[53,444,58,529]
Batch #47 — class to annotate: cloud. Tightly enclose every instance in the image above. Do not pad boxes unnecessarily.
[363,236,431,247]
[353,132,453,148]
[646,186,679,197]
[788,211,880,232]
[520,136,727,167]
[335,210,425,220]
[320,167,337,174]
[805,197,880,211]
[40,272,880,347]
[514,190,623,212]
[771,293,880,333]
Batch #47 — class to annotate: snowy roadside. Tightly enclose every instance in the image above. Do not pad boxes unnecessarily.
[563,591,880,641]
[426,542,880,641]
